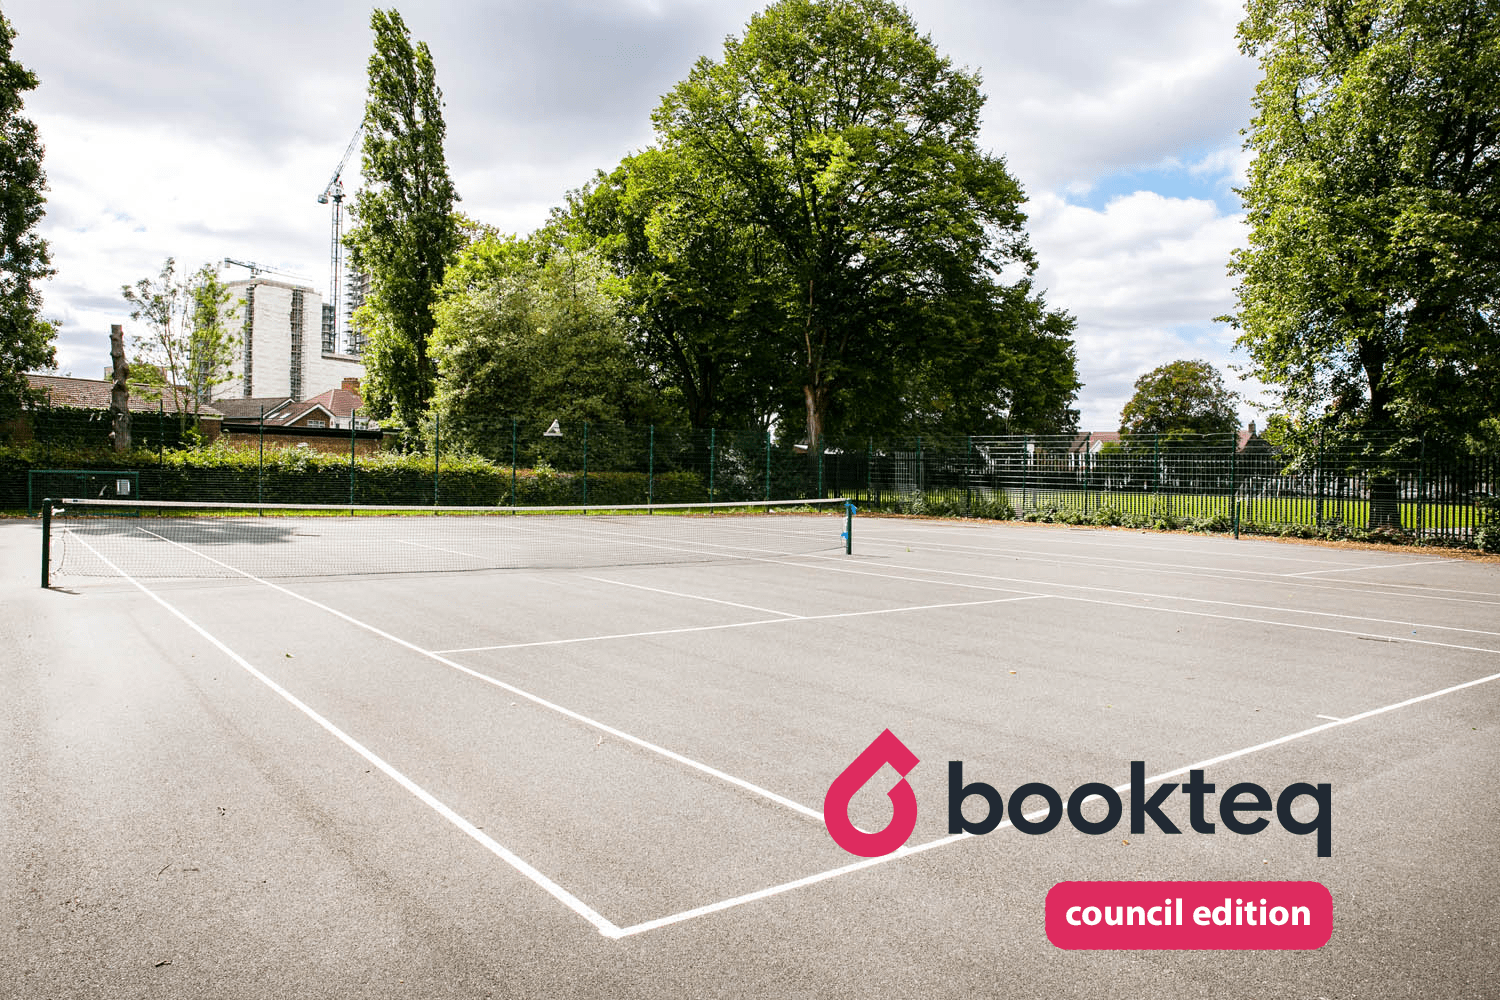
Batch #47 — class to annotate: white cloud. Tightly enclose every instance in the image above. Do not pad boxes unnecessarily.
[1028,190,1249,429]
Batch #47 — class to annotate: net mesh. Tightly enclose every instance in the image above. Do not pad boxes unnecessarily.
[45,498,852,581]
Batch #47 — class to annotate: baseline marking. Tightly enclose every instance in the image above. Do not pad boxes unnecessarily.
[613,666,1500,938]
[64,529,623,939]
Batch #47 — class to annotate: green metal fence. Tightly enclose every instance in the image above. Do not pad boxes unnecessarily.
[4,421,1495,547]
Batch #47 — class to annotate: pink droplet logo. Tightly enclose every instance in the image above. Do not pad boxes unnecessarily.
[824,729,920,857]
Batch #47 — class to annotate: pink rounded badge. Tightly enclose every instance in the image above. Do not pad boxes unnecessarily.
[1046,881,1332,950]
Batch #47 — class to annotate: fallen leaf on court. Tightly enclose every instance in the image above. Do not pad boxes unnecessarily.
[1122,840,1129,845]
[1008,670,1017,675]
[154,959,171,968]
[284,653,293,658]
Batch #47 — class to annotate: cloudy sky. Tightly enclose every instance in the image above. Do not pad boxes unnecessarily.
[8,0,1266,431]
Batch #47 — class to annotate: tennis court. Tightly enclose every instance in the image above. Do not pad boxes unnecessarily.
[4,503,1497,998]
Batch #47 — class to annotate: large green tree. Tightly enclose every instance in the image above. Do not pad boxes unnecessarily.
[1227,0,1500,452]
[0,10,55,419]
[345,8,460,430]
[643,0,1071,448]
[430,236,658,456]
[1118,359,1240,438]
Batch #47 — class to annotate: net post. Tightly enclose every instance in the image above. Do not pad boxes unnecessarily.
[40,499,52,589]
[844,501,854,555]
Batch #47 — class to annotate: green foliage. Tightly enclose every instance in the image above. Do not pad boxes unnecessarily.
[122,259,238,426]
[627,0,1073,446]
[1227,0,1500,448]
[1119,359,1239,438]
[0,11,56,420]
[431,238,661,457]
[346,8,460,430]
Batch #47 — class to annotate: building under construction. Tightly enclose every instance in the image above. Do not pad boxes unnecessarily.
[216,278,365,403]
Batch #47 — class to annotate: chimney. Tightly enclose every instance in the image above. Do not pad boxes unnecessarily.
[341,377,361,394]
[1248,420,1257,437]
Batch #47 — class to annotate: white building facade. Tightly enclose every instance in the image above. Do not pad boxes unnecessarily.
[217,279,365,402]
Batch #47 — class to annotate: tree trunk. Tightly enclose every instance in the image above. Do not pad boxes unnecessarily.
[109,325,131,453]
[803,382,825,495]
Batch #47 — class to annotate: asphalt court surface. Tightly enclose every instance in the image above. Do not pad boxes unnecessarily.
[4,515,1498,997]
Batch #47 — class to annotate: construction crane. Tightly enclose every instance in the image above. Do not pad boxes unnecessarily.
[221,258,312,282]
[317,125,363,353]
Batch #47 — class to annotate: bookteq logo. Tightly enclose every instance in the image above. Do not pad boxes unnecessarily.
[824,730,1332,858]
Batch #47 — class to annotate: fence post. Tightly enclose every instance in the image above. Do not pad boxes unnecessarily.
[258,405,265,511]
[158,399,164,469]
[764,430,772,504]
[1230,429,1239,539]
[1315,431,1325,527]
[1083,432,1092,513]
[648,425,655,508]
[349,406,358,512]
[966,436,973,514]
[1416,433,1426,541]
[433,411,441,509]
[582,421,589,507]
[709,427,716,503]
[916,436,923,500]
[867,438,874,506]
[510,418,517,507]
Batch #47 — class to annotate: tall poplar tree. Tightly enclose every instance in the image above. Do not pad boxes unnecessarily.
[0,10,56,419]
[345,8,459,430]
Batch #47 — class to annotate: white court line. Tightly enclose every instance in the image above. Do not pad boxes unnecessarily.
[1316,714,1343,722]
[613,666,1500,938]
[395,539,491,559]
[850,529,1500,604]
[63,529,623,939]
[775,556,1500,641]
[133,528,824,824]
[437,596,1048,655]
[1287,559,1454,576]
[580,576,803,618]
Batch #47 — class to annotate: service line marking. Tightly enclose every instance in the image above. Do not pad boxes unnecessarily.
[131,528,824,824]
[580,576,804,618]
[1316,714,1344,722]
[436,595,1047,655]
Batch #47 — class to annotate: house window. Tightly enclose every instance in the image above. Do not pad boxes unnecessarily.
[306,419,327,429]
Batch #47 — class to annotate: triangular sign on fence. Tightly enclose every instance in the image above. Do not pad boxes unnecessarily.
[543,419,563,438]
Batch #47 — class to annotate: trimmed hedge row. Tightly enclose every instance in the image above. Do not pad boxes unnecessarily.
[0,445,711,511]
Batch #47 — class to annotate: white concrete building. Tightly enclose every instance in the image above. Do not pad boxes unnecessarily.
[216,279,365,402]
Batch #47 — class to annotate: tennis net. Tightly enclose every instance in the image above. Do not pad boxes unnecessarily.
[41,497,854,584]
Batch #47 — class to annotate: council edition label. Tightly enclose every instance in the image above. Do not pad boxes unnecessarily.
[1045,881,1332,950]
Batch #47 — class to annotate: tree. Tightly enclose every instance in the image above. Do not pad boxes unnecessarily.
[0,10,56,420]
[1119,359,1239,438]
[562,151,789,431]
[122,259,239,429]
[430,236,658,457]
[649,0,1061,451]
[345,8,460,430]
[1226,0,1500,453]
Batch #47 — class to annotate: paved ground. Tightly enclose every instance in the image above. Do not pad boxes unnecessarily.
[3,515,1497,998]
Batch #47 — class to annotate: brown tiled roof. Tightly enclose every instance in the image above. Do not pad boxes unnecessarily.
[212,396,293,422]
[26,374,223,417]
